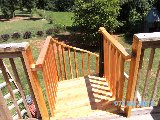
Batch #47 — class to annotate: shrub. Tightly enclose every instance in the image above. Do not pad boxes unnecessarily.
[73,0,121,46]
[12,32,21,39]
[23,31,32,39]
[46,28,55,35]
[36,31,44,36]
[1,34,10,41]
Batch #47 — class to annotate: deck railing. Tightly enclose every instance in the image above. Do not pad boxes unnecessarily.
[35,36,99,118]
[51,37,99,80]
[0,43,41,119]
[99,27,131,111]
[99,27,160,117]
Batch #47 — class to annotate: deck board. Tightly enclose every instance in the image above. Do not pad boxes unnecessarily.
[54,76,117,119]
[54,76,160,120]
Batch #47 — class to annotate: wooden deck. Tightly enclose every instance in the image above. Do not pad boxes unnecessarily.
[54,76,118,119]
[53,76,160,120]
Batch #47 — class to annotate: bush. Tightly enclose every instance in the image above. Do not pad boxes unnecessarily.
[1,34,10,41]
[73,0,121,46]
[36,31,44,36]
[12,32,21,39]
[23,31,32,39]
[46,28,55,35]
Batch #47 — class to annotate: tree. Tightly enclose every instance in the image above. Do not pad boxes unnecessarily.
[24,0,38,12]
[1,0,18,18]
[119,0,155,33]
[73,0,121,46]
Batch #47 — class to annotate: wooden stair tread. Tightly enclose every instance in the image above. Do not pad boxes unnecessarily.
[54,76,115,119]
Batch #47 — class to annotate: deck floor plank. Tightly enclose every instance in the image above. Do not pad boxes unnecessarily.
[54,76,160,120]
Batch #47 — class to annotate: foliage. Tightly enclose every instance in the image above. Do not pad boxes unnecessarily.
[23,31,32,39]
[0,0,17,18]
[12,32,21,39]
[24,0,38,12]
[36,0,56,11]
[119,0,155,34]
[55,0,75,11]
[36,31,44,36]
[73,0,121,46]
[1,34,10,41]
[46,28,55,35]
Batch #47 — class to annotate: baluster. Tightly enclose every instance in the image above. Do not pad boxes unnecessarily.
[103,38,107,78]
[116,52,120,101]
[88,53,90,75]
[150,61,160,106]
[68,48,73,79]
[81,52,85,76]
[74,49,78,78]
[56,44,63,80]
[44,50,54,116]
[61,46,68,80]
[96,56,99,74]
[112,48,116,98]
[142,48,155,101]
[9,58,32,118]
[0,59,22,119]
[118,56,125,111]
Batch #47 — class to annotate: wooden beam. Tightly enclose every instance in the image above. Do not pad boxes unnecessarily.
[22,46,49,120]
[0,42,29,53]
[99,27,131,60]
[0,59,22,119]
[142,48,155,101]
[20,57,41,118]
[0,52,22,58]
[9,58,32,118]
[0,90,13,120]
[124,37,142,117]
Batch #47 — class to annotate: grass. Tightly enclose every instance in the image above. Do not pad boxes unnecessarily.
[44,11,74,27]
[0,10,74,35]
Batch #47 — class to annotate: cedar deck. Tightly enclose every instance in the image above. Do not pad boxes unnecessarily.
[54,76,160,120]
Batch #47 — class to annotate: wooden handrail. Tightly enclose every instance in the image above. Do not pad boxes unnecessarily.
[99,27,131,60]
[36,36,52,70]
[51,38,99,57]
[50,37,99,80]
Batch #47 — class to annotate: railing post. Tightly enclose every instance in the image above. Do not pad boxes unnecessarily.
[99,32,104,77]
[124,37,142,117]
[22,46,50,120]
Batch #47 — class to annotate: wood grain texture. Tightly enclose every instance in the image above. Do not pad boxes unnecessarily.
[9,58,32,118]
[68,48,73,79]
[22,47,49,120]
[142,48,155,101]
[0,59,22,119]
[124,38,142,117]
[99,27,130,60]
[74,49,78,78]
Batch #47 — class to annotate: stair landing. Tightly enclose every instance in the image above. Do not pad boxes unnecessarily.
[54,76,117,119]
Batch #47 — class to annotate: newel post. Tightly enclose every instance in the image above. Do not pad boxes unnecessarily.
[22,46,50,120]
[98,28,104,77]
[124,36,142,117]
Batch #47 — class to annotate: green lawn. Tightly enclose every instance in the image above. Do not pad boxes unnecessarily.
[0,10,74,35]
[45,11,74,27]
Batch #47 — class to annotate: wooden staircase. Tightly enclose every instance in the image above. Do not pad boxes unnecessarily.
[54,76,116,119]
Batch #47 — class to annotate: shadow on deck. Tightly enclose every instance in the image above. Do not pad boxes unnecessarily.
[54,76,118,119]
